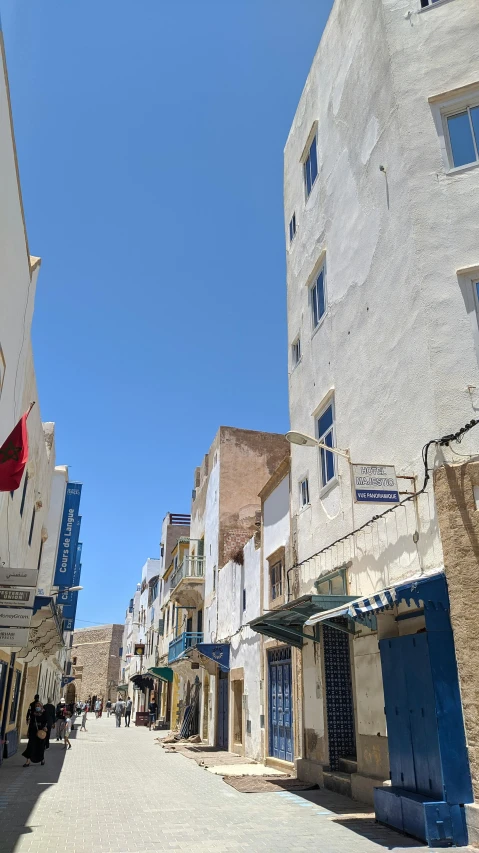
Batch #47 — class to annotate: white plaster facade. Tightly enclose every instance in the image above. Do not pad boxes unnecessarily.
[286,0,479,592]
[211,537,262,760]
[284,0,479,808]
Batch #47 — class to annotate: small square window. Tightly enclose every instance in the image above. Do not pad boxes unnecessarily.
[289,213,297,244]
[310,264,326,330]
[446,106,479,168]
[304,135,318,198]
[292,337,301,367]
[299,477,310,507]
[317,401,336,488]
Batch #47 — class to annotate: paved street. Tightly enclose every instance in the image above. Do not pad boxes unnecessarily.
[0,716,474,853]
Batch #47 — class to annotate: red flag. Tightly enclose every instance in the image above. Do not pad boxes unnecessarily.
[0,406,33,492]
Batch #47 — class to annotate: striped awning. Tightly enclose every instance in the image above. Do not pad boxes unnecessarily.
[305,570,445,628]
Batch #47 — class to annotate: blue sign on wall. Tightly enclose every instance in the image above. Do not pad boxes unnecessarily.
[53,484,82,587]
[62,542,82,630]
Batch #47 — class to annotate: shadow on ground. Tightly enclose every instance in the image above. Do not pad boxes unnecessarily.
[0,727,74,853]
[293,788,428,850]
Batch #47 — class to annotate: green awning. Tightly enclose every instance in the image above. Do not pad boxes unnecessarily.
[117,684,129,690]
[147,667,173,683]
[249,594,358,648]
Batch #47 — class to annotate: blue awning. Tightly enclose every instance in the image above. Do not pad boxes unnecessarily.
[195,643,230,672]
[305,570,446,627]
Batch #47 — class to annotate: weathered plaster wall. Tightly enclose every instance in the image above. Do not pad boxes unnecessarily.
[216,537,262,760]
[219,428,289,568]
[262,472,290,608]
[37,466,67,595]
[0,34,37,444]
[434,461,479,807]
[285,0,479,604]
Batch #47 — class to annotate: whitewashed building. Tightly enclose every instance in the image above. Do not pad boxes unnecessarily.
[0,20,71,760]
[271,0,479,845]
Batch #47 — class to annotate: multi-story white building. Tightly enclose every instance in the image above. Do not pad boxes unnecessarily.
[0,21,75,760]
[268,0,479,844]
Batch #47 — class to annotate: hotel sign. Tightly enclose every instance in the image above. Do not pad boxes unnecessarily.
[352,464,400,504]
[0,587,35,607]
[0,567,37,587]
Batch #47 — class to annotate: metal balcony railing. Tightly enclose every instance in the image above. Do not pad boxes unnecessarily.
[170,556,205,591]
[168,631,203,664]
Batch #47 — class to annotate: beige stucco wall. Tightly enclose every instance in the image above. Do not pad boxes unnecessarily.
[72,625,124,702]
[219,428,289,567]
[434,460,479,802]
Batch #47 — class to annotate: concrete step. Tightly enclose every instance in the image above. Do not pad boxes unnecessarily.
[338,756,357,775]
[323,770,353,798]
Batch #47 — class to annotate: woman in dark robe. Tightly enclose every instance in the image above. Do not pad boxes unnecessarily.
[22,701,48,766]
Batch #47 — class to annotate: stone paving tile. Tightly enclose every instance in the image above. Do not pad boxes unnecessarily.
[0,715,475,853]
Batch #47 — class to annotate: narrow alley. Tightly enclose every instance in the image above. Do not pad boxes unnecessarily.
[0,718,475,853]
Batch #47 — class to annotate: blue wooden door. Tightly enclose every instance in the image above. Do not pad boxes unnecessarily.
[217,672,229,749]
[269,647,293,762]
[380,633,444,798]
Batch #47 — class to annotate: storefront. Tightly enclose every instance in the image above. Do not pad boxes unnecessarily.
[307,572,473,847]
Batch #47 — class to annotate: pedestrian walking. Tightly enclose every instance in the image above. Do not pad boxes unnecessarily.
[80,707,88,731]
[115,699,125,727]
[55,698,67,741]
[64,717,72,750]
[43,696,56,749]
[94,698,101,718]
[98,700,103,718]
[26,694,40,724]
[148,696,158,731]
[22,701,48,767]
[124,696,132,727]
[106,699,112,718]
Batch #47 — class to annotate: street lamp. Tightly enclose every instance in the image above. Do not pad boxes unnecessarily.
[52,586,83,596]
[285,431,350,459]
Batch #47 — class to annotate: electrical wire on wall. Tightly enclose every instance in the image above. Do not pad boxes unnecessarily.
[286,417,479,599]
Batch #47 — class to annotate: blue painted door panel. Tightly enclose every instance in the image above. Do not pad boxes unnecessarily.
[380,638,416,791]
[403,635,443,799]
[380,634,445,800]
[268,648,293,762]
[217,673,228,749]
[426,629,474,805]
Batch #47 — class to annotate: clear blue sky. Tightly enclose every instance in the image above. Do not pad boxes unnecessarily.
[1,0,332,627]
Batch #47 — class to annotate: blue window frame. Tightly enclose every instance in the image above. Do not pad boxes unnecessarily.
[447,106,479,168]
[304,135,318,197]
[317,403,335,487]
[310,265,326,329]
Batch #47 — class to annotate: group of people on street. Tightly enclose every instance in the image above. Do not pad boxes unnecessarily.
[21,691,149,766]
[112,696,132,727]
[22,696,73,767]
